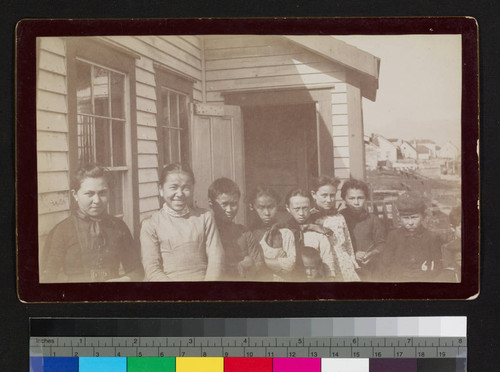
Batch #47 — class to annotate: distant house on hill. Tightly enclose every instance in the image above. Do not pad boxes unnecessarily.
[400,141,417,160]
[412,139,437,157]
[364,140,379,170]
[437,141,459,159]
[416,145,432,160]
[371,134,398,163]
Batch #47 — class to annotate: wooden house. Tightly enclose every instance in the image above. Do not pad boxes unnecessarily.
[36,35,380,245]
[400,140,418,160]
[371,134,398,163]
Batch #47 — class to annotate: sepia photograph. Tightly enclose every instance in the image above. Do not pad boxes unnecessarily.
[34,33,464,285]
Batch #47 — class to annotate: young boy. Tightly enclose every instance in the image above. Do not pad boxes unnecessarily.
[436,206,462,282]
[300,246,327,281]
[340,178,386,281]
[208,177,265,280]
[382,191,442,282]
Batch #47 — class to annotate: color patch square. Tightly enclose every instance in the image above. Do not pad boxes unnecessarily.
[176,357,224,372]
[273,358,321,372]
[370,358,417,372]
[127,357,176,372]
[417,358,457,372]
[224,357,273,372]
[30,357,78,372]
[79,357,127,372]
[321,358,369,371]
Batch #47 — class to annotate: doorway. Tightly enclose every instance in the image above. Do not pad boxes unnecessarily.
[243,103,318,220]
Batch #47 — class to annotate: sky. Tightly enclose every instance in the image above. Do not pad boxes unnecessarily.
[333,35,462,148]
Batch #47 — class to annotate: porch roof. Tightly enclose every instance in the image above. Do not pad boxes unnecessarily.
[283,36,380,101]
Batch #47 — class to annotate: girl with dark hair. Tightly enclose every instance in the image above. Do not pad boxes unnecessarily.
[40,164,142,283]
[340,178,386,281]
[310,176,360,281]
[248,185,296,281]
[140,163,224,281]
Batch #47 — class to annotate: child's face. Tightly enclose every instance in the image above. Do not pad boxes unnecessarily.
[252,195,278,226]
[287,195,311,224]
[344,188,366,212]
[212,193,240,223]
[159,171,193,211]
[400,213,423,232]
[311,184,337,211]
[302,256,323,280]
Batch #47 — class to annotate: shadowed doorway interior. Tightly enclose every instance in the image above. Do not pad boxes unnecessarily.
[243,103,318,224]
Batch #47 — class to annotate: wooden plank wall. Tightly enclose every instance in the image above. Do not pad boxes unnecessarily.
[37,37,70,251]
[101,36,203,221]
[37,36,204,249]
[204,35,352,180]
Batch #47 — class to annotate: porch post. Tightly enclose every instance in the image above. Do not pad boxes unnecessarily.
[346,74,366,181]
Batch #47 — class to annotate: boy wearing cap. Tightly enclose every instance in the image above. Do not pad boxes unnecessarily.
[382,191,442,282]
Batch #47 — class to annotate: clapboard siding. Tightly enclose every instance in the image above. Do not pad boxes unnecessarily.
[38,191,71,215]
[39,37,65,56]
[37,37,71,257]
[136,81,157,101]
[37,90,68,114]
[158,36,201,60]
[140,196,160,214]
[136,125,158,141]
[333,114,348,126]
[205,37,346,101]
[204,35,279,50]
[139,183,159,198]
[37,131,68,152]
[105,36,202,81]
[37,152,69,172]
[37,111,67,132]
[38,171,70,193]
[206,62,344,82]
[138,168,159,183]
[39,50,67,75]
[38,70,67,94]
[137,140,158,154]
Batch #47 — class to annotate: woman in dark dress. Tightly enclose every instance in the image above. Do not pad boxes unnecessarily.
[40,164,142,283]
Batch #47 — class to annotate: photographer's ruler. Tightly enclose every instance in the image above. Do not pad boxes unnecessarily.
[30,317,466,371]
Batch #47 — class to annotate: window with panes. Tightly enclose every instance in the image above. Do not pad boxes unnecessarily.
[75,60,127,217]
[68,39,135,225]
[155,68,193,169]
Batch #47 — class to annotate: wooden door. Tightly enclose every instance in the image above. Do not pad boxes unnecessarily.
[191,104,245,223]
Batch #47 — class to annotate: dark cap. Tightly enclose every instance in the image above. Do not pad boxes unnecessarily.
[395,191,426,215]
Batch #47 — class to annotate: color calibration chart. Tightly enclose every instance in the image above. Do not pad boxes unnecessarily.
[30,317,467,371]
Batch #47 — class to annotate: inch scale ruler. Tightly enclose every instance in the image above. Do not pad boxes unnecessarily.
[31,336,466,359]
[30,317,467,372]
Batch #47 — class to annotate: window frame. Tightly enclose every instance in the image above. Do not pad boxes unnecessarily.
[66,38,139,234]
[154,66,194,172]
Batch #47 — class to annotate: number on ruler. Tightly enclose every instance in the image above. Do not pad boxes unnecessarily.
[439,352,446,357]
[202,352,207,357]
[418,352,425,357]
[332,352,339,357]
[396,352,403,357]
[289,352,296,357]
[267,351,274,357]
[310,351,318,357]
[246,352,253,357]
[373,352,382,357]
[353,352,360,357]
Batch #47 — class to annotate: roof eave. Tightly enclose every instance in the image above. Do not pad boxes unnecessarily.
[283,35,380,101]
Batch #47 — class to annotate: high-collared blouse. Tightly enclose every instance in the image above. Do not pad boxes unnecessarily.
[140,205,224,281]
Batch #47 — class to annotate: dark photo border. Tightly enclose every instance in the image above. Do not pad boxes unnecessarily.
[16,17,479,302]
